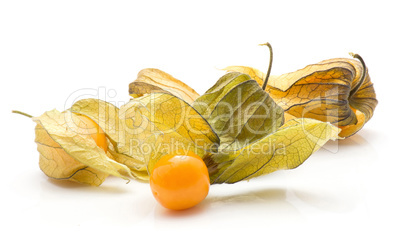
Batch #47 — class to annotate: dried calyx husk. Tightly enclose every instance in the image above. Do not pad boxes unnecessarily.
[224,44,377,138]
[127,43,340,184]
[14,42,371,186]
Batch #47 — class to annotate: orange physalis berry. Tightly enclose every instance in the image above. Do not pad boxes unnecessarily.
[150,152,210,210]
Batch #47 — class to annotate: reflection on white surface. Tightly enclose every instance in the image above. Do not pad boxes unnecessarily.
[37,177,154,227]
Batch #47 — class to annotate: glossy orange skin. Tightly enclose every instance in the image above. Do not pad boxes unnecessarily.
[77,115,108,153]
[150,153,210,210]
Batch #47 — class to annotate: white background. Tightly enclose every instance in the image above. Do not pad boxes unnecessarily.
[1,0,401,239]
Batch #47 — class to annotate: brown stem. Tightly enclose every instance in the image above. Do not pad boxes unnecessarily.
[348,52,366,98]
[12,110,33,118]
[260,42,273,91]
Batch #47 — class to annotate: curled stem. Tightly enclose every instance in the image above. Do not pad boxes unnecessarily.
[348,52,366,98]
[12,110,33,118]
[259,42,273,91]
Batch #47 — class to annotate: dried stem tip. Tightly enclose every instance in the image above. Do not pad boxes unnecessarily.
[260,42,273,91]
[12,110,33,118]
[348,52,367,98]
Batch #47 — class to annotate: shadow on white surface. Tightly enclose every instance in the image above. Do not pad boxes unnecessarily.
[45,177,129,193]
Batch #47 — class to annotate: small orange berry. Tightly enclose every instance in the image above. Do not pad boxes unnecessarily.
[77,115,108,153]
[150,152,210,210]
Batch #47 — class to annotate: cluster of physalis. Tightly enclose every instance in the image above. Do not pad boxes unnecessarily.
[14,43,377,210]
